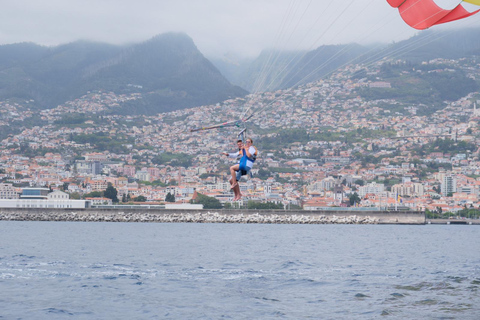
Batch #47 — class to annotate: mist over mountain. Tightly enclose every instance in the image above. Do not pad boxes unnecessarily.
[0,33,247,114]
[211,28,480,92]
[210,44,373,92]
[211,50,307,93]
[387,28,480,61]
[1,28,480,115]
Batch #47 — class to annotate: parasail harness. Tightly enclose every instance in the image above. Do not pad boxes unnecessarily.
[190,112,256,178]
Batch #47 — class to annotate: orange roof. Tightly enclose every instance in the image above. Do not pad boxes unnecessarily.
[191,190,198,200]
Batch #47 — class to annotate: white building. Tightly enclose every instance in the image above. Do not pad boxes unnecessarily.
[48,190,69,200]
[0,187,89,208]
[441,175,457,196]
[135,170,151,182]
[358,182,385,197]
[308,177,336,192]
[0,183,19,199]
[391,182,425,196]
[20,187,50,199]
[165,203,203,209]
[86,197,113,206]
[0,199,89,208]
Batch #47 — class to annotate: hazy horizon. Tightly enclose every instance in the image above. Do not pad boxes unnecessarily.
[2,0,480,60]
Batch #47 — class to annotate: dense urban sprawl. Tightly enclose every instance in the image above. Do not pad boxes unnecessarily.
[1,58,480,214]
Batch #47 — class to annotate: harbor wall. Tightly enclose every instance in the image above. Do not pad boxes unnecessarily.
[0,208,425,224]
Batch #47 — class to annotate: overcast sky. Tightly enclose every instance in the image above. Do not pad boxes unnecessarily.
[1,0,479,59]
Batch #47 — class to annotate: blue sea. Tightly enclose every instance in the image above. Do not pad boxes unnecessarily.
[0,221,479,319]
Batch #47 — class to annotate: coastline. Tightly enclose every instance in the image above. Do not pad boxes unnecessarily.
[0,208,426,224]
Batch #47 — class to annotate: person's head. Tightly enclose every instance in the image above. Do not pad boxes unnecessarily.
[236,139,243,148]
[245,138,253,145]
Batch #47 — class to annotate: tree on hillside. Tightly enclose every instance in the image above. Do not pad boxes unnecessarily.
[69,192,81,199]
[349,192,361,206]
[134,195,147,202]
[165,192,175,202]
[257,168,270,180]
[246,201,283,209]
[355,179,364,186]
[104,183,119,203]
[191,193,222,209]
[84,191,103,198]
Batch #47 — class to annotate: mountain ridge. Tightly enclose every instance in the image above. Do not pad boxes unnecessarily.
[2,28,480,114]
[211,28,480,92]
[0,33,247,114]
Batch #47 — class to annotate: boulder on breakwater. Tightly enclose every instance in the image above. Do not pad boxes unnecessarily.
[0,208,425,224]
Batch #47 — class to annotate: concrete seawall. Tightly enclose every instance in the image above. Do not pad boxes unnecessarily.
[0,208,425,224]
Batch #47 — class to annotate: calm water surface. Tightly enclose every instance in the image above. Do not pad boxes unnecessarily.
[0,221,479,319]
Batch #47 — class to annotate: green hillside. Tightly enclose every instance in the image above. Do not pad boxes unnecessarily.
[0,33,247,114]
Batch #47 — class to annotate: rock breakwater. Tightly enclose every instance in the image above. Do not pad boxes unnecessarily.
[0,209,426,224]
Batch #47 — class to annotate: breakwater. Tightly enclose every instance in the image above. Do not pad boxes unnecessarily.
[0,208,425,224]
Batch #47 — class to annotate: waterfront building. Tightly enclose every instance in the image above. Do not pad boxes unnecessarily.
[333,183,344,201]
[20,187,50,200]
[85,197,113,205]
[86,179,108,192]
[391,182,425,196]
[0,198,89,208]
[0,187,89,208]
[48,190,69,200]
[0,183,19,199]
[358,182,385,198]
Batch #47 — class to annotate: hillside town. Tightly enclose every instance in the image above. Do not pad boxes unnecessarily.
[1,58,480,214]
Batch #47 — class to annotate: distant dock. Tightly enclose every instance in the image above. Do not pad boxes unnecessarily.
[427,219,480,225]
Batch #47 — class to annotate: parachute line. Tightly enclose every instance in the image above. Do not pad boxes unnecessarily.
[192,0,480,139]
[244,3,479,125]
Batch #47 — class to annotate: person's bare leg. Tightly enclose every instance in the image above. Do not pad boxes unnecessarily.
[234,184,242,200]
[230,164,239,187]
[229,176,239,200]
[232,182,239,200]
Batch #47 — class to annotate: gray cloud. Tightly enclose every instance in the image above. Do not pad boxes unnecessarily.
[1,0,479,58]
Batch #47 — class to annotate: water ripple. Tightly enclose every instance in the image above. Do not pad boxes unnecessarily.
[1,222,479,319]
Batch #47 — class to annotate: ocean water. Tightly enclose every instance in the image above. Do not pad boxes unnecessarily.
[0,222,479,320]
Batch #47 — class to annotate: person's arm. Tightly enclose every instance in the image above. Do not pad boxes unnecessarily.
[245,146,255,158]
[222,151,239,158]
